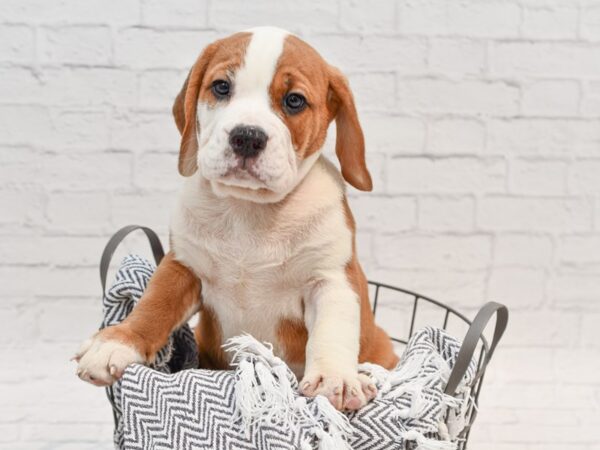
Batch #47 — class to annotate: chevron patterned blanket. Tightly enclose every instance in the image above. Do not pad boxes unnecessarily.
[103,255,476,450]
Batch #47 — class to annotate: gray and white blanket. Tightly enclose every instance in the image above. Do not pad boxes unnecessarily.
[103,255,476,450]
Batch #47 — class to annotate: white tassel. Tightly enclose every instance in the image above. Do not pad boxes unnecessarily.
[223,334,352,449]
[402,430,456,450]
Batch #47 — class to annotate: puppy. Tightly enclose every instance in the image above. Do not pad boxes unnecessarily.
[75,27,398,411]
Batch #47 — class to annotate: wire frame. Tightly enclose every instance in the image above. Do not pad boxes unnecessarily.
[368,281,489,450]
[105,282,491,449]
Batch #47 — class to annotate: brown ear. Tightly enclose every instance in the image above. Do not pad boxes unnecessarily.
[328,66,372,191]
[172,44,217,177]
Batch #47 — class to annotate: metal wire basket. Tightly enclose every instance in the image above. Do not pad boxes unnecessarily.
[100,226,508,450]
[368,281,508,449]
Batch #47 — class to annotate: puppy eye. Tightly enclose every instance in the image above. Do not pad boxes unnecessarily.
[211,80,230,99]
[283,93,306,114]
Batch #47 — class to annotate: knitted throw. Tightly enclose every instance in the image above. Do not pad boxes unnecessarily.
[103,255,476,450]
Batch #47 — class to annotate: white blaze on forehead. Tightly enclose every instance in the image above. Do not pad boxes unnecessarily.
[236,27,289,98]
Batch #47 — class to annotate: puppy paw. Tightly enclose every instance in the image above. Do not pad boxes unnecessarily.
[74,328,145,387]
[299,370,377,411]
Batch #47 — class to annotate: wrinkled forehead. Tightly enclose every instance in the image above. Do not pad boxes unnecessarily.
[206,28,329,96]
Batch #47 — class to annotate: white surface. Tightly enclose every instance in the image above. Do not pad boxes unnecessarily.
[0,0,599,448]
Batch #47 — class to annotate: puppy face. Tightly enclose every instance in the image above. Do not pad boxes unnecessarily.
[173,27,372,203]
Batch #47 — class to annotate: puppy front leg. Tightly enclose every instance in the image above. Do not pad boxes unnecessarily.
[300,274,377,411]
[75,252,201,386]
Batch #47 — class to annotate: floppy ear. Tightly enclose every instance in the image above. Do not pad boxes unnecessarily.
[327,66,372,191]
[172,44,217,177]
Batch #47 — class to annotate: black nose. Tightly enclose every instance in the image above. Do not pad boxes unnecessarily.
[229,125,268,158]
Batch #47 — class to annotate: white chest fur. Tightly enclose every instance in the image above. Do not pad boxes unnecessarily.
[170,157,352,360]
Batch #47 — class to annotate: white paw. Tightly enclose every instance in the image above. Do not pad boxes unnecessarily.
[299,370,377,411]
[74,335,144,387]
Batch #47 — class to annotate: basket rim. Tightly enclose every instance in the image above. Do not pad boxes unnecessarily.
[366,280,491,356]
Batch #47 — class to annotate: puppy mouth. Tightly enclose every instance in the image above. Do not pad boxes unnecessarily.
[217,157,269,190]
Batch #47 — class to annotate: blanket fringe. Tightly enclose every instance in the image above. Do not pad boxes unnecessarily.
[402,430,456,450]
[223,334,352,450]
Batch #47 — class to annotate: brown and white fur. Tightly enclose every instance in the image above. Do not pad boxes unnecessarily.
[75,27,398,411]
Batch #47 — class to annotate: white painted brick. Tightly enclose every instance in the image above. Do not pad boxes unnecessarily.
[110,110,179,150]
[482,381,598,410]
[0,147,38,187]
[428,38,486,75]
[478,196,592,232]
[488,420,600,444]
[418,196,475,231]
[0,68,42,105]
[367,267,487,307]
[581,80,600,115]
[20,423,112,443]
[375,233,492,270]
[46,192,111,234]
[48,110,111,150]
[568,159,600,194]
[208,0,339,34]
[494,234,554,267]
[522,80,579,116]
[340,0,396,32]
[139,70,185,109]
[501,311,578,347]
[0,425,19,443]
[0,25,35,64]
[0,235,107,266]
[134,151,181,191]
[555,349,600,384]
[360,152,387,195]
[388,157,506,194]
[397,0,447,35]
[348,196,417,233]
[491,348,556,383]
[428,118,485,154]
[348,72,396,111]
[142,0,208,27]
[39,26,112,65]
[558,235,600,269]
[110,192,174,234]
[521,5,579,39]
[361,114,426,154]
[487,119,600,155]
[0,0,140,24]
[0,106,53,147]
[42,68,138,107]
[38,151,132,190]
[0,307,38,345]
[581,3,600,41]
[397,79,519,115]
[492,42,600,77]
[0,235,45,265]
[509,159,568,195]
[513,408,581,427]
[355,230,373,271]
[581,313,600,348]
[40,267,100,297]
[550,271,600,309]
[486,267,546,308]
[0,266,39,297]
[399,0,521,37]
[115,28,217,69]
[445,1,521,38]
[38,301,102,341]
[0,190,45,226]
[1,2,600,447]
[309,35,428,73]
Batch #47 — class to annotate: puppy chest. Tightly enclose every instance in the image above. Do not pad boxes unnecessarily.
[201,279,304,362]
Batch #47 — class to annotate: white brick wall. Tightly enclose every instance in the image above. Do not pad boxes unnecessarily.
[0,0,599,448]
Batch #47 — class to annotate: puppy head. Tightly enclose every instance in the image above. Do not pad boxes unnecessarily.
[173,27,371,203]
